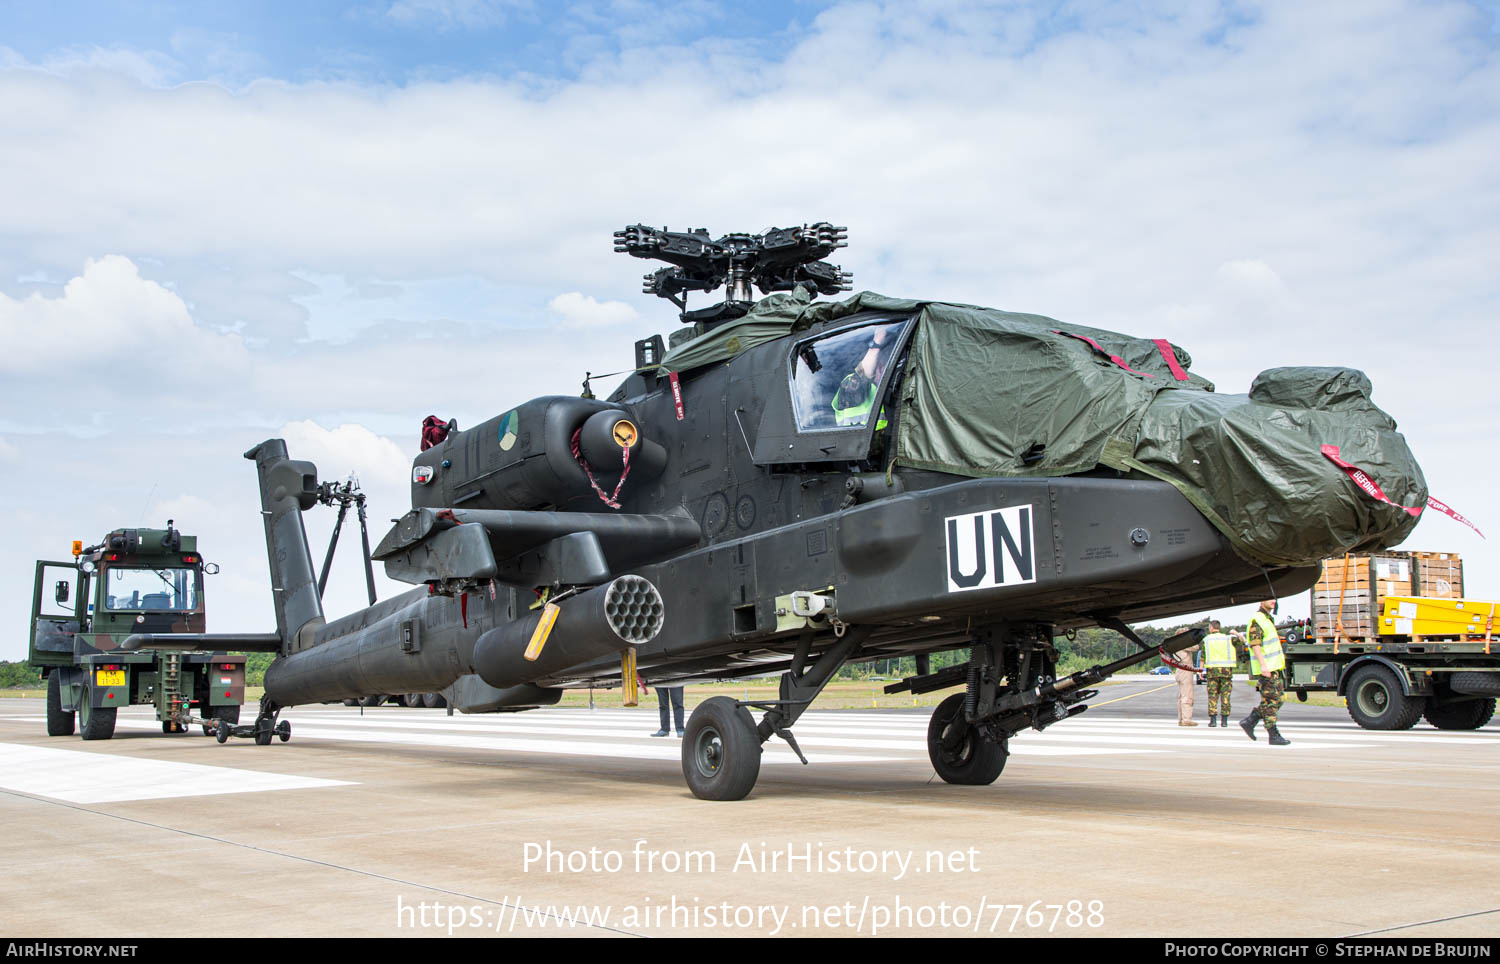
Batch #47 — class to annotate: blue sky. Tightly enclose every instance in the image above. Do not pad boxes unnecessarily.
[1,0,1497,657]
[1,0,827,85]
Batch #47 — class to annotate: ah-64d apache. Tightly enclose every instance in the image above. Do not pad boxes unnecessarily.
[125,222,1430,800]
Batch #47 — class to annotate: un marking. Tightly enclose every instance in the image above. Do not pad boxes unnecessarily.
[945,505,1036,593]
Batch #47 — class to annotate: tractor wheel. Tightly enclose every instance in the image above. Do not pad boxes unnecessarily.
[79,699,117,741]
[927,693,1008,785]
[46,673,75,737]
[1345,664,1423,730]
[1424,697,1496,730]
[681,696,762,801]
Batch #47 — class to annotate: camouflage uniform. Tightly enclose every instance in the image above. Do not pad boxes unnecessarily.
[1256,670,1285,727]
[1247,617,1285,726]
[1205,668,1234,717]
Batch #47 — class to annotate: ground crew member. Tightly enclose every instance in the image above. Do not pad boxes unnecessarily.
[1174,635,1200,726]
[831,326,893,428]
[1201,619,1238,727]
[1239,599,1290,745]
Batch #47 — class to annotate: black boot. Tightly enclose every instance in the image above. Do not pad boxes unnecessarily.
[1220,714,1228,728]
[1239,709,1260,741]
[1207,715,1218,727]
[1267,726,1290,746]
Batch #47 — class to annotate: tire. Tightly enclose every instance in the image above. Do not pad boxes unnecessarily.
[254,720,274,745]
[202,704,240,737]
[1449,672,1500,698]
[681,696,762,801]
[79,699,117,741]
[1424,697,1496,730]
[404,693,424,708]
[46,673,75,737]
[360,694,384,707]
[1345,664,1423,730]
[422,692,447,709]
[927,693,1008,785]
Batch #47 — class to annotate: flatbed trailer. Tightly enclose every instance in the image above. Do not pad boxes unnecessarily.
[1282,594,1500,730]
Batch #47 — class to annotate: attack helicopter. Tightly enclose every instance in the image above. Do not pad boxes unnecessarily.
[125,222,1428,800]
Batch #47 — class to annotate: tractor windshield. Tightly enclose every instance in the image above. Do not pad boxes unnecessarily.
[104,567,199,611]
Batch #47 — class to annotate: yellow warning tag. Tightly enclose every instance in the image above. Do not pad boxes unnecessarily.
[524,603,561,662]
[621,648,638,707]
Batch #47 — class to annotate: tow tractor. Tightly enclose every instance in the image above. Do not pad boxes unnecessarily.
[29,522,247,740]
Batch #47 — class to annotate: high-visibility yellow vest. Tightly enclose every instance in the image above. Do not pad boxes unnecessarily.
[1247,611,1284,674]
[832,376,888,429]
[1203,632,1237,668]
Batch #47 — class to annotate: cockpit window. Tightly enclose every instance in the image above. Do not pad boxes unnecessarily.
[105,567,199,611]
[790,320,909,432]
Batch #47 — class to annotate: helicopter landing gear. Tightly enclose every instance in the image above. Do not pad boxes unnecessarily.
[926,693,1008,785]
[680,628,869,801]
[681,697,761,801]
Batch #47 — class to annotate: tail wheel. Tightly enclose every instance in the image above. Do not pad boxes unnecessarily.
[46,673,75,737]
[1345,664,1423,730]
[681,696,762,801]
[927,693,1007,785]
[79,700,117,741]
[1424,697,1496,730]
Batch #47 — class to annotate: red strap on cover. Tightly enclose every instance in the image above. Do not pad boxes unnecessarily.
[1423,495,1485,539]
[1152,339,1190,381]
[1052,330,1154,378]
[571,427,633,510]
[1321,445,1484,538]
[668,371,685,421]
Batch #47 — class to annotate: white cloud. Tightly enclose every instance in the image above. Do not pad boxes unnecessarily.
[548,291,641,328]
[0,255,248,375]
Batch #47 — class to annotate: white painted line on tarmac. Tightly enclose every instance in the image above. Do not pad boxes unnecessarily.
[0,742,354,804]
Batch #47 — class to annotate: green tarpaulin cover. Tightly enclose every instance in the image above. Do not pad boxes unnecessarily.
[666,291,1424,567]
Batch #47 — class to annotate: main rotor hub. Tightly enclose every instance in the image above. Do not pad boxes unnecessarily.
[612,222,852,321]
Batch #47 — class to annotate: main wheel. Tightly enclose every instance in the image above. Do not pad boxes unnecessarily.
[681,696,762,801]
[404,693,424,708]
[253,720,274,745]
[1424,697,1496,730]
[422,692,447,709]
[360,694,384,707]
[202,704,240,737]
[927,693,1008,785]
[79,699,117,741]
[46,673,75,737]
[1345,664,1423,730]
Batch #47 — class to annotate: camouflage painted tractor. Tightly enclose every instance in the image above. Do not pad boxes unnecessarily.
[29,522,245,740]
